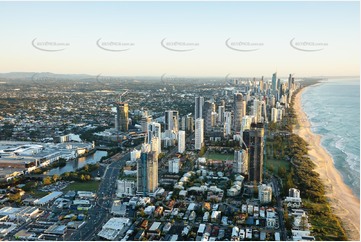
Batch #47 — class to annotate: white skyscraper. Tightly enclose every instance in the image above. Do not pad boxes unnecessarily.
[241,115,253,134]
[252,99,262,123]
[195,118,204,150]
[178,131,186,153]
[224,112,232,137]
[233,149,248,174]
[271,108,278,123]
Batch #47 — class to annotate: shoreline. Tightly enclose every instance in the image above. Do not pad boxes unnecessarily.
[293,87,360,241]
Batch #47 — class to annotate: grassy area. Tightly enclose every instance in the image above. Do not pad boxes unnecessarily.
[30,190,49,198]
[62,181,100,192]
[205,152,233,161]
[265,158,291,173]
[303,200,347,240]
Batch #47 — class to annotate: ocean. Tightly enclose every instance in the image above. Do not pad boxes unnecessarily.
[301,78,360,198]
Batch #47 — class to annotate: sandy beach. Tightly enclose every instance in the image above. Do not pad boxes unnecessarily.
[294,88,360,241]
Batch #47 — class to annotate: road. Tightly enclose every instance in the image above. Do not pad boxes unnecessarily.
[68,153,129,241]
[271,176,287,241]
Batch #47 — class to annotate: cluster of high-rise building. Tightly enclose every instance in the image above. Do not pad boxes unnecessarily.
[121,73,298,195]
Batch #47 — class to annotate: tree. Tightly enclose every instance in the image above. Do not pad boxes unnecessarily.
[83,165,89,172]
[52,174,60,182]
[278,166,287,178]
[43,176,52,185]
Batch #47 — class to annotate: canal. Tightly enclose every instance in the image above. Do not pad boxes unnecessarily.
[45,150,108,176]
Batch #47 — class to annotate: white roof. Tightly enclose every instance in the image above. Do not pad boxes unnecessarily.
[34,192,63,205]
[103,218,130,230]
[149,222,162,231]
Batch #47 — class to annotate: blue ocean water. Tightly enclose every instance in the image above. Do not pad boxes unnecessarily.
[301,78,360,198]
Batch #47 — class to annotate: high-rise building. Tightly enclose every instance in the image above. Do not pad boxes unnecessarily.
[288,74,292,92]
[243,123,264,183]
[117,180,136,197]
[252,99,262,123]
[233,149,248,175]
[195,96,204,120]
[141,115,152,132]
[271,108,278,123]
[242,100,247,117]
[147,122,161,155]
[115,102,129,132]
[165,110,179,134]
[130,149,141,162]
[277,109,283,121]
[218,105,225,123]
[195,118,204,150]
[137,144,158,196]
[178,131,186,153]
[233,93,244,132]
[203,101,216,132]
[272,72,277,92]
[241,115,253,134]
[258,184,272,204]
[168,158,180,174]
[186,114,194,132]
[224,112,232,137]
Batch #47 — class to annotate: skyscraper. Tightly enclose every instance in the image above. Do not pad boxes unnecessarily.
[233,149,248,175]
[288,74,292,92]
[178,130,186,153]
[272,72,277,92]
[233,93,244,132]
[271,108,278,123]
[195,118,204,150]
[141,115,152,132]
[203,101,216,132]
[115,102,129,132]
[147,122,162,155]
[252,99,262,123]
[137,144,158,196]
[195,96,204,120]
[243,123,264,183]
[165,110,179,134]
[218,105,225,123]
[224,112,232,137]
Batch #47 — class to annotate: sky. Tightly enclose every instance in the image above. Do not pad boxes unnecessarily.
[0,1,359,78]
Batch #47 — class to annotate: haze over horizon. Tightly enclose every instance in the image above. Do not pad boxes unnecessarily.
[0,1,359,77]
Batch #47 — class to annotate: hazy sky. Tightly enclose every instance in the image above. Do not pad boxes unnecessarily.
[0,1,359,77]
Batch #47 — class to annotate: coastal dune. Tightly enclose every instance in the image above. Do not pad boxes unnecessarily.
[294,88,360,241]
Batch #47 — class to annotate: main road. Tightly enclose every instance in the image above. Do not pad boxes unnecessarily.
[271,175,287,241]
[68,153,130,241]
